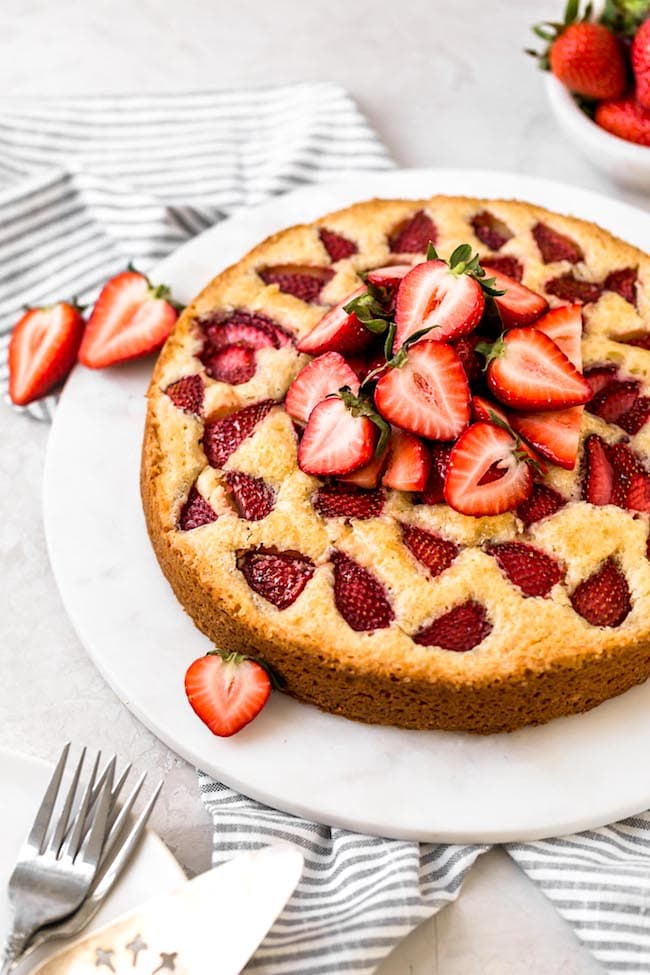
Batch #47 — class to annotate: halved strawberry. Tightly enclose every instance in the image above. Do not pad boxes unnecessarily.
[298,396,377,475]
[401,523,459,578]
[570,558,631,628]
[588,380,640,425]
[482,265,548,329]
[78,270,179,368]
[259,265,334,302]
[484,328,591,411]
[331,551,394,631]
[584,364,617,397]
[470,210,513,251]
[471,395,549,471]
[420,443,453,504]
[604,267,637,306]
[444,422,533,516]
[619,397,650,435]
[626,473,650,513]
[394,259,485,349]
[582,434,614,506]
[285,352,359,425]
[165,374,204,415]
[312,482,385,519]
[509,406,583,470]
[389,210,437,253]
[319,228,357,262]
[179,485,218,531]
[225,471,275,521]
[488,542,563,597]
[532,223,583,264]
[296,287,373,356]
[545,273,603,305]
[366,264,417,289]
[9,301,85,405]
[240,548,315,608]
[533,304,582,369]
[374,342,470,440]
[452,335,484,384]
[203,345,255,385]
[481,255,524,282]
[203,400,274,468]
[339,448,389,488]
[200,310,291,352]
[516,482,566,525]
[185,651,271,738]
[413,600,492,651]
[382,429,431,492]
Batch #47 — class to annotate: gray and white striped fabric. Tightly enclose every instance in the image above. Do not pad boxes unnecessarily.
[201,777,650,974]
[0,83,392,420]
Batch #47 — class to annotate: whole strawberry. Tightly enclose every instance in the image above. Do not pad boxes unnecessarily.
[595,95,650,145]
[529,0,627,100]
[632,18,650,110]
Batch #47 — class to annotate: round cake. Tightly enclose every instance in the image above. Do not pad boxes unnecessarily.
[141,194,650,734]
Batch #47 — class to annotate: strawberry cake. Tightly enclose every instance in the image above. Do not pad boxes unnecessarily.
[141,195,650,734]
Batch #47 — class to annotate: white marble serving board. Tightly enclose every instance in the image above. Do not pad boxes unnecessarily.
[43,169,650,842]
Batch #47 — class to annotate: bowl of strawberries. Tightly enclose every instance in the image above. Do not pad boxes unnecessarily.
[531,0,650,190]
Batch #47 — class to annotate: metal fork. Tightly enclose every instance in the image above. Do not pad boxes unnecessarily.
[1,744,114,974]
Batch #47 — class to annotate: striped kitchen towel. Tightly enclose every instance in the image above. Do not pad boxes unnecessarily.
[200,776,650,974]
[0,83,393,420]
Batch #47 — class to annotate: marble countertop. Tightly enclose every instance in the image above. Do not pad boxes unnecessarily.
[1,0,644,971]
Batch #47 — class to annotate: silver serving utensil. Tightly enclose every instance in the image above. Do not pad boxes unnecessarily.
[26,845,303,975]
[1,745,114,974]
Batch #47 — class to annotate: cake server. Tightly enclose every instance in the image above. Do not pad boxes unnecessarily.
[26,844,303,975]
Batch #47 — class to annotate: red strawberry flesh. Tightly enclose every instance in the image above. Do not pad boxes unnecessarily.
[481,255,523,282]
[618,397,650,435]
[570,558,631,628]
[488,541,563,597]
[200,310,291,351]
[225,471,275,520]
[532,222,583,264]
[389,210,437,253]
[240,549,315,609]
[482,265,548,329]
[298,397,377,476]
[203,400,274,468]
[165,375,204,415]
[510,406,583,470]
[312,483,385,519]
[285,352,359,425]
[413,600,491,651]
[331,551,394,631]
[604,268,637,306]
[394,259,485,348]
[420,444,453,504]
[444,422,533,516]
[184,653,271,738]
[319,228,357,261]
[544,273,603,305]
[203,345,255,385]
[9,302,85,406]
[401,523,458,578]
[382,429,431,492]
[180,486,218,531]
[296,286,373,356]
[516,483,566,525]
[471,210,513,251]
[260,265,334,302]
[588,380,640,424]
[582,435,615,506]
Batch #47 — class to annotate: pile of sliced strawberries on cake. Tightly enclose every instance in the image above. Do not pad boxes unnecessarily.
[286,243,601,517]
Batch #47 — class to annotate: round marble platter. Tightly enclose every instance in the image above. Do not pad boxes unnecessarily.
[44,168,650,842]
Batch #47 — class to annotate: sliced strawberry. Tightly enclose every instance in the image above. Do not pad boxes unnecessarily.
[584,364,617,397]
[588,380,640,425]
[389,210,437,253]
[413,601,491,651]
[319,228,357,261]
[179,485,218,531]
[471,395,549,471]
[339,448,389,488]
[604,268,637,306]
[618,397,650,435]
[582,435,615,505]
[516,482,566,525]
[312,482,385,519]
[165,374,204,415]
[488,541,563,597]
[545,273,603,305]
[203,400,274,468]
[374,342,470,440]
[452,335,484,383]
[608,441,646,507]
[626,473,650,513]
[366,263,416,289]
[346,348,386,382]
[420,443,453,504]
[78,270,178,369]
[203,345,255,385]
[225,471,275,520]
[394,259,485,349]
[259,265,334,302]
[470,210,513,251]
[298,397,377,476]
[510,406,583,470]
[331,551,394,631]
[185,652,271,737]
[532,223,583,264]
[444,422,533,516]
[570,558,631,627]
[296,287,373,356]
[401,523,458,578]
[482,265,548,329]
[485,328,591,411]
[285,352,359,424]
[9,301,85,405]
[239,548,315,609]
[481,255,523,282]
[382,429,431,492]
[200,310,291,352]
[533,304,582,369]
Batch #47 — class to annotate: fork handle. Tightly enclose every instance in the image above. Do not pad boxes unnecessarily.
[1,926,32,974]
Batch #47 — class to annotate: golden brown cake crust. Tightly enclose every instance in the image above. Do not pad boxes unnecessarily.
[141,194,650,734]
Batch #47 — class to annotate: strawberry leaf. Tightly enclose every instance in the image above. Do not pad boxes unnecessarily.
[338,386,391,455]
[426,242,439,261]
[344,283,393,334]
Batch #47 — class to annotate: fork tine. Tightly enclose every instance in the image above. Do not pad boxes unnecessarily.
[78,763,115,868]
[26,743,70,852]
[93,779,162,891]
[102,772,146,862]
[48,746,86,857]
[62,751,101,861]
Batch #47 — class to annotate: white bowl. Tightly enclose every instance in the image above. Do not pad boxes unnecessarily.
[545,73,650,193]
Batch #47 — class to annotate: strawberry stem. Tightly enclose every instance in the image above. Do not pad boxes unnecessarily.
[475,334,506,367]
[338,386,391,455]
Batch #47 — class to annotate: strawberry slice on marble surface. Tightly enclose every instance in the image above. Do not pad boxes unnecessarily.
[444,421,533,516]
[374,341,470,440]
[482,328,591,411]
[9,300,85,405]
[285,352,359,425]
[78,269,179,368]
[184,651,272,737]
